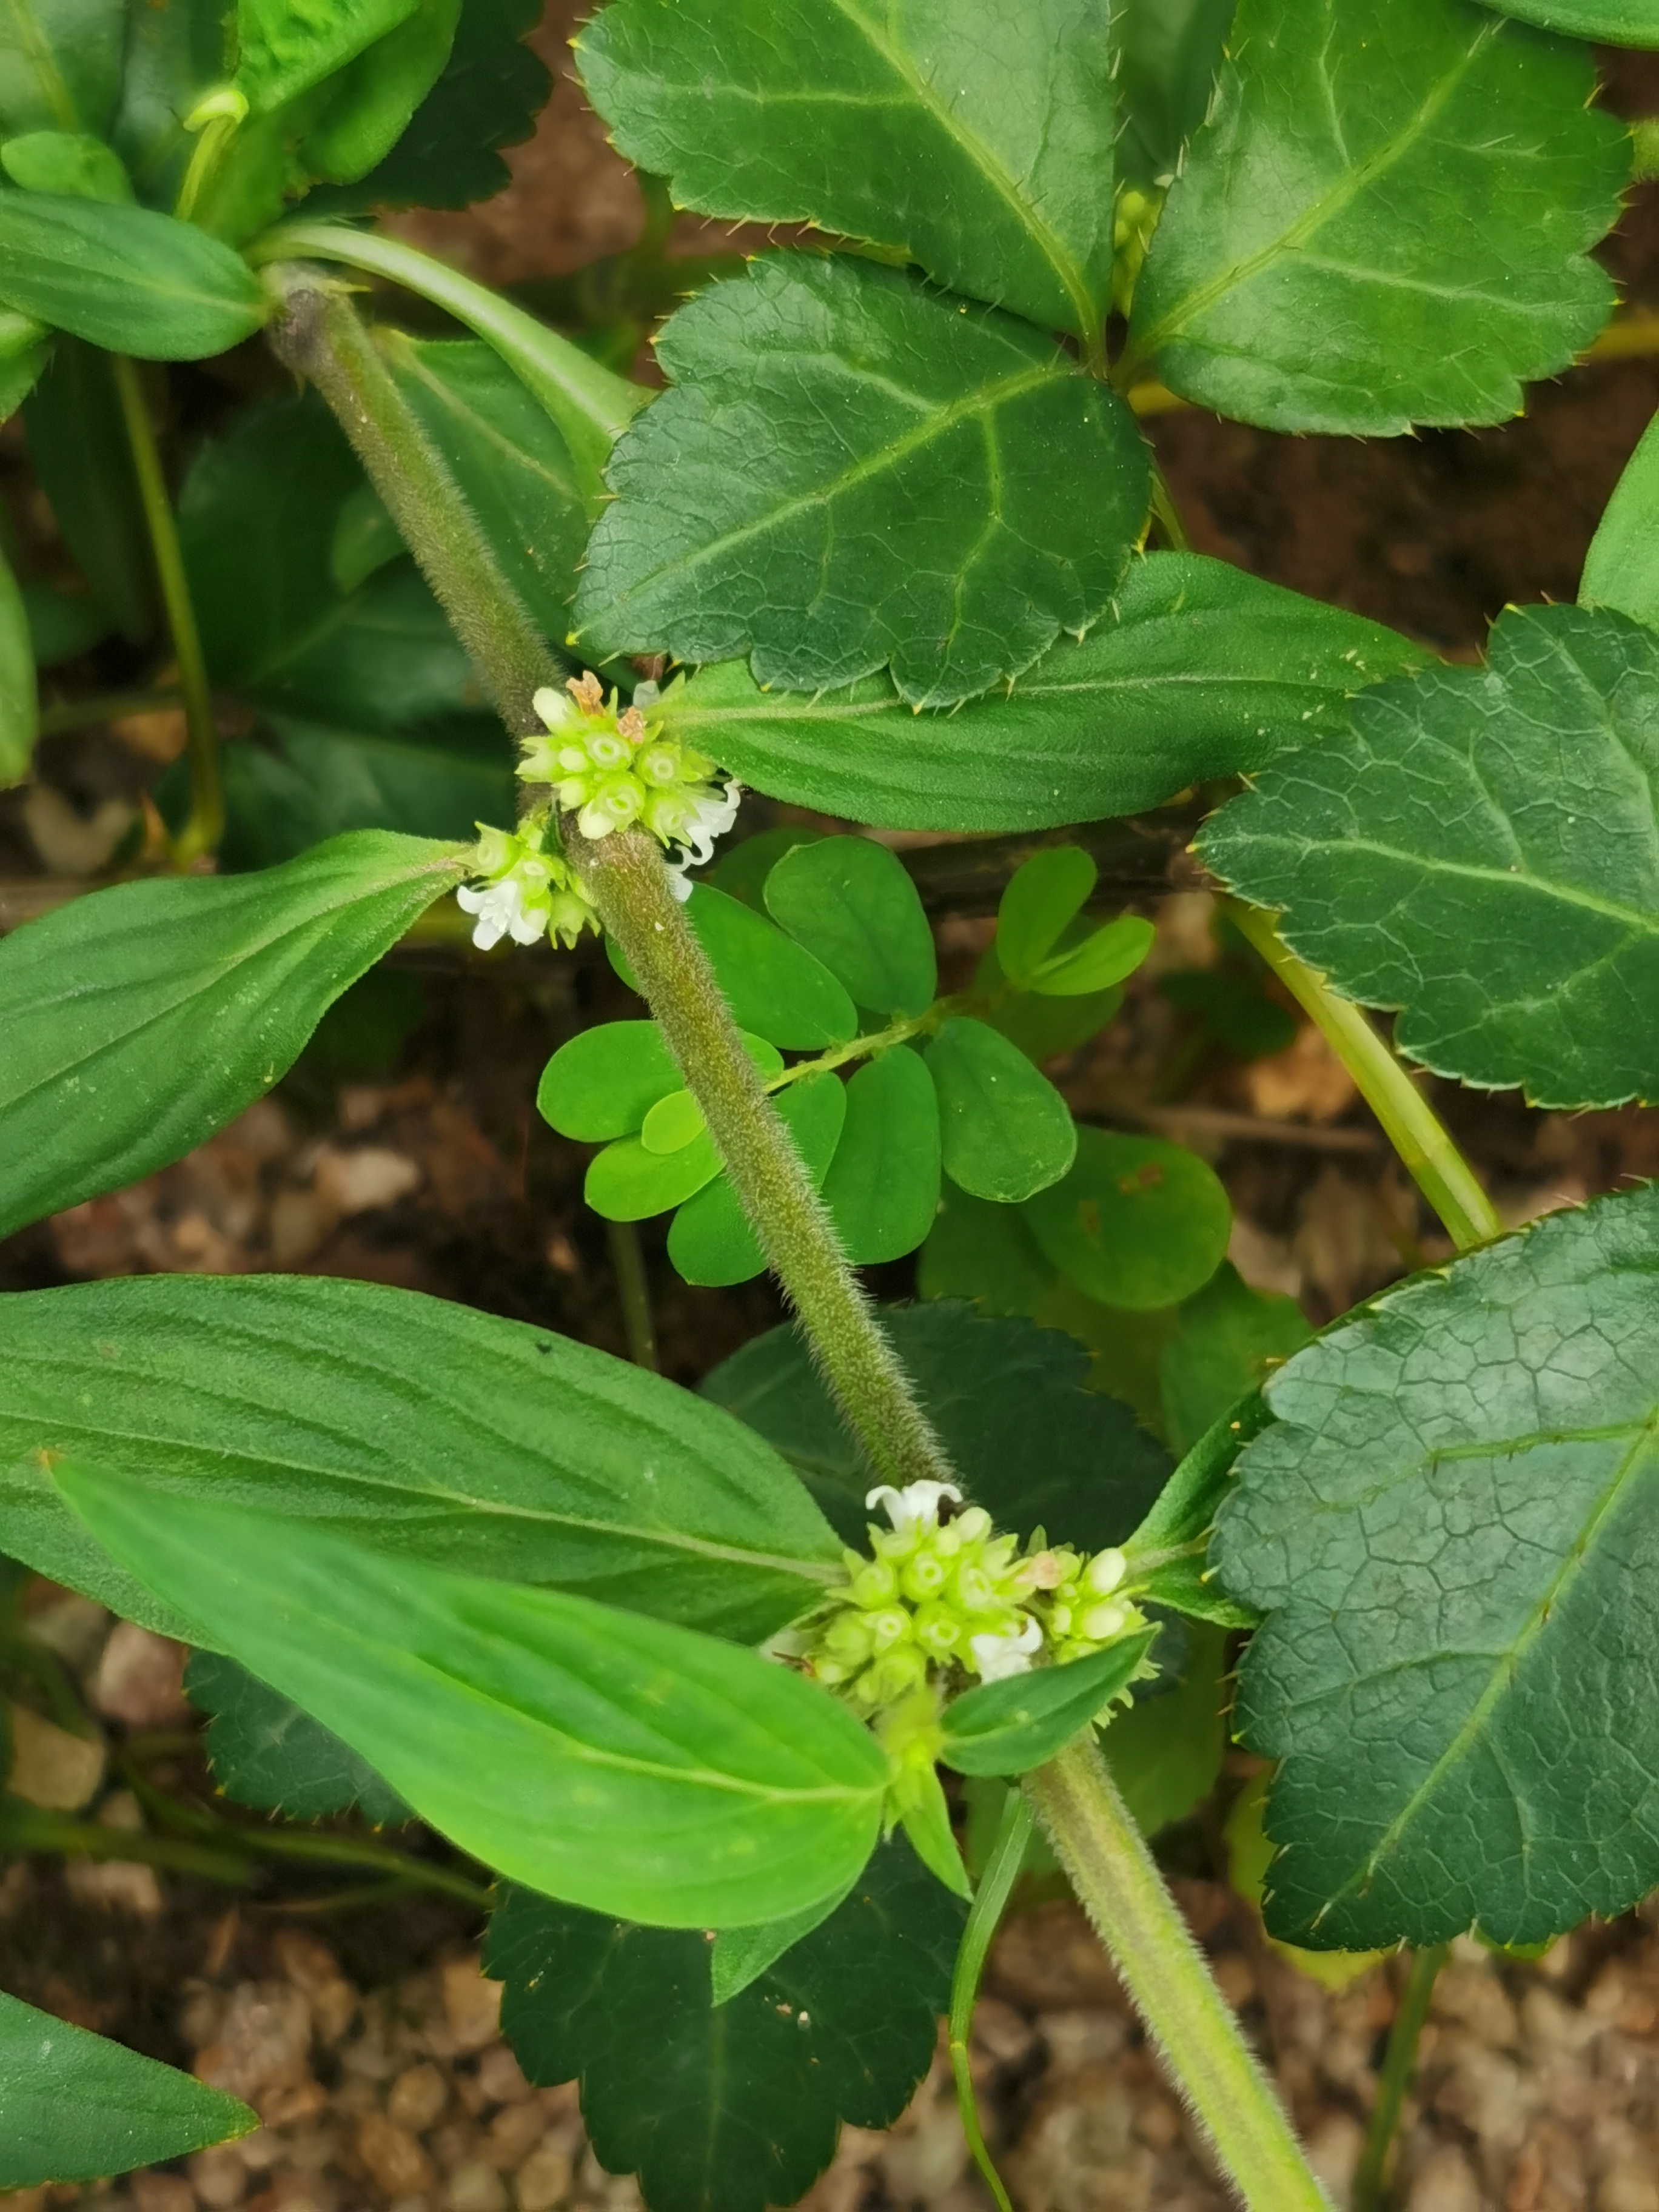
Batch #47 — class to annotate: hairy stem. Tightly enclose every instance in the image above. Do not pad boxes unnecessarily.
[1227,904,1500,1253]
[1353,1945,1447,2212]
[1025,1741,1333,2211]
[110,357,221,865]
[948,1788,1031,2212]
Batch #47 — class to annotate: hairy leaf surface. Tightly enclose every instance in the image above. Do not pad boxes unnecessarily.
[1213,1185,1659,1950]
[1475,0,1659,39]
[1201,603,1659,1108]
[1127,0,1624,432]
[577,253,1148,708]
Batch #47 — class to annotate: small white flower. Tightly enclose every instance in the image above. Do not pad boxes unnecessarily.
[970,1615,1043,1683]
[865,1479,964,1532]
[455,873,547,951]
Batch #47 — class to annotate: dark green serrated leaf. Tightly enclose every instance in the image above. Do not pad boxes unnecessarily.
[654,551,1426,829]
[941,1631,1158,1777]
[487,1836,962,2212]
[1200,602,1659,1110]
[925,1017,1075,1202]
[340,0,549,210]
[763,836,936,1019]
[1215,1184,1659,1951]
[821,1050,941,1267]
[704,1301,1171,1553]
[668,1071,846,1287]
[23,337,151,640]
[1125,0,1624,433]
[1476,0,1659,40]
[1025,1128,1232,1312]
[0,0,124,141]
[1160,1261,1312,1456]
[0,831,465,1242]
[0,543,35,785]
[0,1990,253,2187]
[186,1651,411,1825]
[56,1467,886,1928]
[0,191,267,358]
[577,0,1117,338]
[577,253,1148,709]
[0,1272,840,1646]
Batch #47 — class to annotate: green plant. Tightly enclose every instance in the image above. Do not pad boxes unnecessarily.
[0,0,1656,2205]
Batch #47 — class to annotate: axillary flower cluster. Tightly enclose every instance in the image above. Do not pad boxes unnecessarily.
[454,672,742,950]
[804,1478,1150,1714]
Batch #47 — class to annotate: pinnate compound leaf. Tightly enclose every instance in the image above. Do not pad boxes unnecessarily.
[940,1631,1159,1778]
[1213,1184,1659,1951]
[539,1022,680,1142]
[0,831,466,1241]
[54,1467,886,1929]
[1033,914,1155,996]
[0,193,267,359]
[763,836,936,1019]
[0,1273,840,1646]
[655,552,1426,829]
[576,253,1148,709]
[996,846,1098,980]
[186,1651,411,1826]
[487,1837,962,2212]
[576,0,1118,339]
[821,1050,942,1267]
[703,1302,1170,1553]
[1025,1129,1232,1312]
[1126,0,1624,434]
[1201,603,1659,1109]
[0,1990,253,2188]
[1475,0,1659,41]
[612,883,858,1050]
[925,1018,1074,1202]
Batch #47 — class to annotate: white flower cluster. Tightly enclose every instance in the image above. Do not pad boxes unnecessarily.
[518,673,740,897]
[454,822,598,953]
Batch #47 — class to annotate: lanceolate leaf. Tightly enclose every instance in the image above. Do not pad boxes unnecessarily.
[1125,0,1624,434]
[0,1273,842,1645]
[1201,603,1659,1109]
[186,1652,411,1825]
[54,1468,887,1928]
[0,1991,253,2188]
[576,0,1118,339]
[1476,0,1659,40]
[0,193,268,360]
[576,253,1148,709]
[487,1838,962,2212]
[655,553,1426,829]
[0,831,468,1239]
[940,1631,1159,1777]
[1213,1184,1659,1951]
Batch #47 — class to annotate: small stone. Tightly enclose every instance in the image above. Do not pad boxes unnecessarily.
[24,1595,110,1676]
[187,2147,247,2208]
[260,2078,329,2128]
[440,1960,502,2055]
[5,1703,106,1811]
[1404,2146,1483,2212]
[387,2063,449,2135]
[1601,2166,1659,2212]
[480,2102,546,2171]
[131,2178,193,2212]
[474,2044,529,2106]
[267,1190,334,1269]
[356,2113,436,2199]
[512,2140,573,2212]
[272,1934,355,2048]
[90,1624,189,1727]
[62,1858,164,1918]
[194,1983,313,2105]
[443,2163,506,2212]
[314,1145,422,1216]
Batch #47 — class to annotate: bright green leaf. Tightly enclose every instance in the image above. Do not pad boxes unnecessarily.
[0,326,47,421]
[640,1088,706,1155]
[585,1128,721,1222]
[54,1468,888,1929]
[234,0,421,115]
[538,1021,679,1141]
[0,1272,839,1645]
[1581,405,1659,630]
[576,253,1148,709]
[0,541,36,786]
[23,337,151,639]
[1,129,133,200]
[655,551,1426,828]
[821,1050,941,1267]
[708,1880,857,2007]
[917,1177,1059,1316]
[0,0,124,141]
[1126,0,1624,433]
[631,883,857,1052]
[0,832,466,1240]
[487,1837,961,2212]
[1160,1261,1312,1456]
[996,846,1098,980]
[186,1651,411,1825]
[1213,1184,1659,1951]
[0,192,268,359]
[1200,603,1659,1110]
[763,836,937,1019]
[1033,914,1156,996]
[298,0,461,186]
[0,1990,253,2188]
[668,1072,846,1286]
[924,1017,1075,1202]
[1025,1128,1232,1310]
[576,0,1118,338]
[977,930,1126,1064]
[1475,0,1659,40]
[940,1631,1158,1777]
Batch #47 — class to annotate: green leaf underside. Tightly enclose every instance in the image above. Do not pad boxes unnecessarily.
[53,1467,886,1929]
[656,552,1426,830]
[821,1050,942,1267]
[0,191,268,359]
[0,1274,840,1646]
[0,1990,253,2188]
[0,831,466,1242]
[705,1301,1171,1552]
[941,1631,1159,1777]
[576,253,1148,709]
[1127,0,1623,434]
[1201,603,1659,1110]
[1025,1128,1233,1312]
[487,1837,962,2212]
[763,836,937,1019]
[575,0,1116,338]
[925,1017,1075,1201]
[1475,0,1659,42]
[1213,1184,1659,1951]
[186,1651,411,1825]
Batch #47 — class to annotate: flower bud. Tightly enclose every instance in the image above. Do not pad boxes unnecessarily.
[953,1506,991,1544]
[850,1559,898,1608]
[1083,1547,1127,1596]
[1081,1599,1131,1643]
[912,1604,962,1658]
[900,1550,948,1601]
[866,1608,911,1653]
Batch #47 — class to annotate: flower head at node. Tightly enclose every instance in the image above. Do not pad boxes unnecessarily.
[518,674,740,891]
[454,819,598,953]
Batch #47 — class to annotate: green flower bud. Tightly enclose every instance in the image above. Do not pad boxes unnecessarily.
[900,1550,948,1601]
[913,1603,963,1659]
[851,1558,899,1607]
[1084,1547,1127,1597]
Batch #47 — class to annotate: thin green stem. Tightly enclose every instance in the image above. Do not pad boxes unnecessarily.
[1353,1945,1447,2212]
[1025,1740,1333,2211]
[0,1795,255,1884]
[948,1787,1031,2212]
[606,1218,659,1372]
[37,685,183,739]
[1227,904,1500,1253]
[109,356,221,863]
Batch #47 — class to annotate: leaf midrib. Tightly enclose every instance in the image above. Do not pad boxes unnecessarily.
[1264,829,1659,938]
